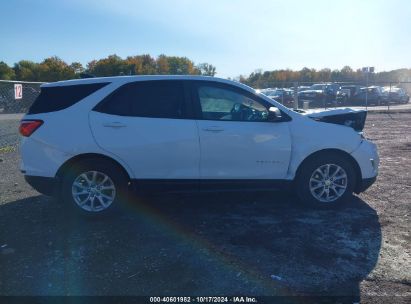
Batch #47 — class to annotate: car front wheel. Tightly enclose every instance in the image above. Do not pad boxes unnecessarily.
[296,153,356,207]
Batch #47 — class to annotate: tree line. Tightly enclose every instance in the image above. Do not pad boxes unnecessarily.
[0,54,217,82]
[236,66,411,88]
[1,56,410,87]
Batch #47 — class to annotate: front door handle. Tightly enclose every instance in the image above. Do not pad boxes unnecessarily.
[103,122,127,128]
[203,126,224,132]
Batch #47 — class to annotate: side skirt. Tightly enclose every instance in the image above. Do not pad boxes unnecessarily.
[131,179,292,194]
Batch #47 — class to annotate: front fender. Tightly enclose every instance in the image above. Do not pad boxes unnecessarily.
[286,116,362,179]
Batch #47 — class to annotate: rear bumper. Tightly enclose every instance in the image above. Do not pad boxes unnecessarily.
[355,177,377,194]
[24,175,58,196]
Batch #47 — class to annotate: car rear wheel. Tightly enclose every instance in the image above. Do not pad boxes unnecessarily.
[61,159,129,216]
[295,153,356,208]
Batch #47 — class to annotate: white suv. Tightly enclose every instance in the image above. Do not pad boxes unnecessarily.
[19,76,379,215]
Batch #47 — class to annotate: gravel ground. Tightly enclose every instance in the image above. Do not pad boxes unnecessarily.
[0,113,410,302]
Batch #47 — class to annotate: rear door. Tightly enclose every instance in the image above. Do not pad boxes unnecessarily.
[89,80,200,189]
[192,81,292,182]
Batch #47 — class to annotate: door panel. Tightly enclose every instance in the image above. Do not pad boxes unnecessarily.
[197,120,291,179]
[90,111,200,179]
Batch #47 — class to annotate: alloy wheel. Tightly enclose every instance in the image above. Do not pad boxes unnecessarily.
[309,164,348,203]
[71,171,116,212]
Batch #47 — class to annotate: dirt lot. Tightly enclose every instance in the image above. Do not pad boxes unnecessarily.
[0,113,410,302]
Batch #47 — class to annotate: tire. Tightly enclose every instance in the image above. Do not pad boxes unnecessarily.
[295,153,356,208]
[60,159,129,216]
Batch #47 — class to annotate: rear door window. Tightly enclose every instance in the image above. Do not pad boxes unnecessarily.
[28,83,109,114]
[94,80,186,119]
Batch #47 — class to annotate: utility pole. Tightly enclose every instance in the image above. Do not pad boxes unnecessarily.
[293,82,298,110]
[366,70,369,110]
[362,67,374,110]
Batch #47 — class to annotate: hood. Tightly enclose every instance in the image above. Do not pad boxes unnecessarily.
[302,108,367,132]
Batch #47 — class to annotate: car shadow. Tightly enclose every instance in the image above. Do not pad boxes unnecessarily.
[0,192,381,301]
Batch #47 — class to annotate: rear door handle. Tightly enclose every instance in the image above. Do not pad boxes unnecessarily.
[103,122,127,128]
[203,126,224,132]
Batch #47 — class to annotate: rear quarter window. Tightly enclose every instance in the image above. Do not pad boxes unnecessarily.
[28,83,109,114]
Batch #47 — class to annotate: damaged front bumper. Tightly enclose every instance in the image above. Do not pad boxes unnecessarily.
[351,139,379,193]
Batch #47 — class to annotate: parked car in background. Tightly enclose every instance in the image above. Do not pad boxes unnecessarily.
[298,83,342,108]
[351,86,388,106]
[383,87,410,104]
[288,86,311,92]
[260,88,277,93]
[298,86,311,92]
[263,88,294,107]
[20,75,378,216]
[336,85,363,105]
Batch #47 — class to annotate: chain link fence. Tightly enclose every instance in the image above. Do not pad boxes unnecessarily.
[0,81,44,152]
[259,81,411,111]
[0,79,410,116]
[0,80,44,114]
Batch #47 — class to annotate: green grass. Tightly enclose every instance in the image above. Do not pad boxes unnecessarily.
[0,145,16,153]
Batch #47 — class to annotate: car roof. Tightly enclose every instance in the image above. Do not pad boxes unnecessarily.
[42,75,253,91]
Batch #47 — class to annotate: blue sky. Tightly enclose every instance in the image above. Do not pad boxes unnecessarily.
[1,0,410,77]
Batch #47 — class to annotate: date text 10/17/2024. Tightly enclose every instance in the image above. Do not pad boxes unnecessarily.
[149,297,257,303]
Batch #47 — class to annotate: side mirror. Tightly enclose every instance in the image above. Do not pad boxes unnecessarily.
[267,106,282,121]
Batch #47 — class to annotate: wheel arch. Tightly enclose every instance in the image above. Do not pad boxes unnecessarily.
[55,153,132,182]
[294,148,362,192]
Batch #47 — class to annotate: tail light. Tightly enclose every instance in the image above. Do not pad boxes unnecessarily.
[19,120,43,137]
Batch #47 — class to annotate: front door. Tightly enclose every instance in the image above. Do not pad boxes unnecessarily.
[192,82,292,182]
